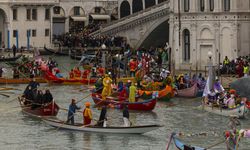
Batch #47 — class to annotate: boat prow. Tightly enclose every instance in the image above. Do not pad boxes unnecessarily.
[43,118,162,134]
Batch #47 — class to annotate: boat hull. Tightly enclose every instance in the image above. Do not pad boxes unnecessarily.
[0,77,46,84]
[0,54,22,62]
[18,97,59,117]
[91,92,157,111]
[177,83,198,98]
[200,104,248,118]
[173,134,205,150]
[43,118,161,134]
[44,47,68,56]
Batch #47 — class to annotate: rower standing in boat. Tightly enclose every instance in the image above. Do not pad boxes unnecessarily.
[123,104,130,127]
[83,102,92,125]
[101,74,112,100]
[67,99,81,125]
[96,105,107,127]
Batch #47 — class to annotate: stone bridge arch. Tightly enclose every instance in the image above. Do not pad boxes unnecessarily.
[136,15,169,49]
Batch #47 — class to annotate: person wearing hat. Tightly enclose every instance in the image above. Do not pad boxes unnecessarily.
[101,74,112,100]
[67,99,81,125]
[214,77,224,94]
[83,102,92,125]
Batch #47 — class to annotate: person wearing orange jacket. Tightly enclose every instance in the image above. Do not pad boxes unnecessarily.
[69,69,74,79]
[83,102,92,125]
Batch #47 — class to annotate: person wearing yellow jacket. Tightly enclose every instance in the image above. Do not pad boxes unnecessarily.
[83,102,92,125]
[129,82,137,103]
[102,74,112,100]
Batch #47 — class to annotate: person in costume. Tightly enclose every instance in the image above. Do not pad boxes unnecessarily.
[129,82,137,103]
[83,102,92,125]
[101,74,112,100]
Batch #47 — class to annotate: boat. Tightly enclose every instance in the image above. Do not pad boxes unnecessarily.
[43,118,161,134]
[70,53,82,60]
[138,86,175,102]
[0,77,46,84]
[44,70,97,85]
[44,47,68,56]
[171,133,206,150]
[0,54,22,62]
[177,83,198,98]
[18,97,59,117]
[200,103,248,118]
[91,89,157,111]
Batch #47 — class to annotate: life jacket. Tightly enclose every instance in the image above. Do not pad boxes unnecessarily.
[82,70,91,78]
[223,59,229,65]
[243,66,249,74]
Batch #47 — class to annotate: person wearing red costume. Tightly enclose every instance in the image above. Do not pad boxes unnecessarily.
[129,58,137,77]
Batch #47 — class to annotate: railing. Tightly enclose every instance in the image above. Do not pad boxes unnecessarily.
[90,0,170,36]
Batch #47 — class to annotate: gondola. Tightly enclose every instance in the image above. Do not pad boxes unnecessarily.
[70,53,82,60]
[43,118,162,134]
[18,97,59,117]
[0,54,22,62]
[44,47,68,56]
[91,89,157,111]
[172,133,206,150]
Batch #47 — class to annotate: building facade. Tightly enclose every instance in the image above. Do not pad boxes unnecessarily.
[170,0,250,70]
[0,0,118,49]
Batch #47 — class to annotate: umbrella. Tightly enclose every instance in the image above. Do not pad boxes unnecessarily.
[230,77,250,99]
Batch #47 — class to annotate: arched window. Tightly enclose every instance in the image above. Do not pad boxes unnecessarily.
[183,29,190,62]
[209,0,214,11]
[224,0,230,11]
[120,1,131,18]
[200,0,205,12]
[145,0,155,9]
[183,0,190,12]
[132,0,143,13]
[158,0,166,3]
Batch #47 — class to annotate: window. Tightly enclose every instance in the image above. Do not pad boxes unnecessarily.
[26,9,31,20]
[45,8,50,20]
[45,29,49,36]
[183,29,190,62]
[32,9,37,20]
[13,30,17,38]
[32,30,36,37]
[209,0,214,11]
[13,9,17,20]
[224,0,230,11]
[184,0,190,12]
[53,6,60,14]
[200,0,205,12]
[74,7,80,16]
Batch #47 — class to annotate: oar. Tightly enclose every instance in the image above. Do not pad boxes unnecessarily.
[0,93,10,97]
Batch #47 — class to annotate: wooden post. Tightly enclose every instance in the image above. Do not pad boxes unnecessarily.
[168,47,171,72]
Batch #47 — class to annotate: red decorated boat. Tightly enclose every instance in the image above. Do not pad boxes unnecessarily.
[18,97,59,117]
[91,89,157,111]
[44,70,97,85]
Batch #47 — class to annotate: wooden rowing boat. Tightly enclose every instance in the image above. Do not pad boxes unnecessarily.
[200,103,248,118]
[43,118,161,134]
[44,71,97,85]
[0,77,46,84]
[91,90,157,111]
[138,86,175,102]
[18,97,59,117]
[172,133,205,150]
[177,83,198,98]
[0,54,22,62]
[44,47,68,56]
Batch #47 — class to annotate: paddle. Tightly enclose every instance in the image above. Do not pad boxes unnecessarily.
[0,93,10,97]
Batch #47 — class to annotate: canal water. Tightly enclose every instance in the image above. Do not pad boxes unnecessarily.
[0,56,249,150]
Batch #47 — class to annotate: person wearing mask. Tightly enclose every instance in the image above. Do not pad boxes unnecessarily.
[67,99,81,125]
[83,102,92,125]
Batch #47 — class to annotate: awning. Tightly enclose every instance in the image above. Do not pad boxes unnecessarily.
[71,16,87,22]
[90,14,111,20]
